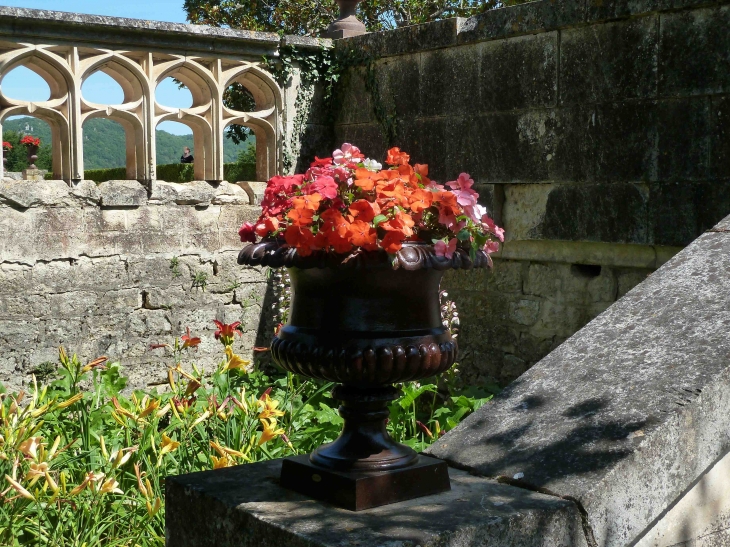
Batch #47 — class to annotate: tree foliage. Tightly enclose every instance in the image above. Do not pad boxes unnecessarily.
[183,0,524,36]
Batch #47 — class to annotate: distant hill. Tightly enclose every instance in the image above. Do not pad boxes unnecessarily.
[3,117,254,169]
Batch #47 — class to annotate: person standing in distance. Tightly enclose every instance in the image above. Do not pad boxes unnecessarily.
[180,147,194,164]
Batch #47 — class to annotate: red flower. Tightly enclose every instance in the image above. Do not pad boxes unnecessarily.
[2,141,12,150]
[304,175,338,200]
[19,136,40,147]
[255,217,279,238]
[381,231,406,253]
[311,156,333,168]
[284,226,315,256]
[238,222,256,243]
[213,320,241,346]
[181,327,201,349]
[386,147,410,166]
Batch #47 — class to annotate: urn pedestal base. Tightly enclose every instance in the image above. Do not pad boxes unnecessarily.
[280,454,450,511]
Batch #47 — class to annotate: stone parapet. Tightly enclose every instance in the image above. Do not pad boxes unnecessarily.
[0,179,267,393]
[428,214,730,546]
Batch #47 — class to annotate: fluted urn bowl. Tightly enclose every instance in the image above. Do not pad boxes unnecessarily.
[239,240,491,472]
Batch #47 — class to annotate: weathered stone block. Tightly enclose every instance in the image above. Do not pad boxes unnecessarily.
[475,110,557,182]
[553,103,658,183]
[70,180,101,204]
[560,16,658,105]
[479,32,557,112]
[524,263,559,297]
[539,183,649,244]
[659,6,730,97]
[335,68,374,126]
[334,123,387,163]
[421,45,480,118]
[371,55,420,122]
[0,179,73,208]
[658,98,711,181]
[150,180,216,205]
[166,460,588,547]
[509,299,541,326]
[98,180,146,207]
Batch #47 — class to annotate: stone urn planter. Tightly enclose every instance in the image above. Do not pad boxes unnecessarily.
[322,0,367,38]
[239,239,491,510]
[25,144,38,169]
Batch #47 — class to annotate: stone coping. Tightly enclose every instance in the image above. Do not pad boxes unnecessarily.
[0,7,330,55]
[0,179,258,209]
[426,213,730,546]
[337,0,730,56]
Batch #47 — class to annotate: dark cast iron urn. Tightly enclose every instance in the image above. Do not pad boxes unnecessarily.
[238,240,491,510]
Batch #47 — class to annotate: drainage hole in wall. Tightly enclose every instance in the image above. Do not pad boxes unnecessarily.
[571,264,602,278]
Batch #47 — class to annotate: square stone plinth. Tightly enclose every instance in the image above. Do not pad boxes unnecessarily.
[166,458,589,547]
[21,169,44,181]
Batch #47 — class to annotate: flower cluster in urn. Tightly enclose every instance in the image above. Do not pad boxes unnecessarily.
[239,144,504,260]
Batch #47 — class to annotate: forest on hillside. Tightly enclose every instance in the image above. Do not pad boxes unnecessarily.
[2,117,254,171]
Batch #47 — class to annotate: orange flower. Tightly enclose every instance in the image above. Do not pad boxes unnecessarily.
[381,231,406,253]
[378,181,409,207]
[291,193,322,211]
[386,147,410,166]
[284,226,315,256]
[348,199,380,223]
[354,168,385,191]
[349,220,378,250]
[255,217,279,237]
[414,164,429,177]
[287,208,314,226]
[409,189,433,213]
[320,209,349,237]
[382,211,415,237]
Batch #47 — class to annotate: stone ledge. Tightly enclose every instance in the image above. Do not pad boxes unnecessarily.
[427,215,730,546]
[0,179,73,208]
[166,458,589,547]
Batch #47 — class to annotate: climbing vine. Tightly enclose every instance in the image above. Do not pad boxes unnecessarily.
[263,42,399,173]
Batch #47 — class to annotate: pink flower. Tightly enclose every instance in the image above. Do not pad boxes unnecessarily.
[482,215,505,242]
[447,173,479,208]
[332,143,364,165]
[304,176,338,200]
[435,238,458,259]
[238,222,256,243]
[483,240,500,255]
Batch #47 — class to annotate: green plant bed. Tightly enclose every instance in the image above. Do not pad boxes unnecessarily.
[0,320,496,546]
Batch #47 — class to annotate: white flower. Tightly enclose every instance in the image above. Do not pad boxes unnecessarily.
[363,158,382,172]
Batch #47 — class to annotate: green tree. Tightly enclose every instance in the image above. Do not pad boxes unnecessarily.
[183,0,524,36]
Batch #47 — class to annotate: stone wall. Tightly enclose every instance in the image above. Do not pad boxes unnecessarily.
[0,179,267,392]
[332,0,730,385]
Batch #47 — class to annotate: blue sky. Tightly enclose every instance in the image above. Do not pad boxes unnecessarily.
[0,1,196,134]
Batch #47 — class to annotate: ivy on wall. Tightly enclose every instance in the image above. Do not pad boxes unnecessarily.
[264,43,399,173]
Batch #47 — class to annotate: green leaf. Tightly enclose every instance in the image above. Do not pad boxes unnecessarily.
[456,229,471,241]
[372,214,388,227]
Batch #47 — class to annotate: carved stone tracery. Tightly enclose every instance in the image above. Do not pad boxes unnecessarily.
[0,40,282,183]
